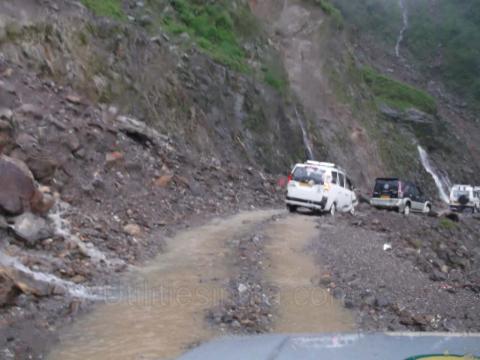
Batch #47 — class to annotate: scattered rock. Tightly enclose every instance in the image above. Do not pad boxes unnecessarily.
[12,212,54,247]
[65,94,82,104]
[154,174,174,188]
[123,223,142,237]
[0,155,35,216]
[71,275,86,284]
[105,151,124,165]
[64,132,81,152]
[26,156,58,183]
[0,267,52,297]
[30,190,55,216]
[237,283,248,294]
[0,108,13,121]
[0,271,17,306]
[16,104,44,119]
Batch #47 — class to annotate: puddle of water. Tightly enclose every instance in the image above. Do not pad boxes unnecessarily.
[48,210,280,360]
[265,215,354,333]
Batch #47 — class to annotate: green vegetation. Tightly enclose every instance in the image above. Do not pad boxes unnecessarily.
[264,69,287,92]
[439,218,458,231]
[404,0,480,108]
[81,0,125,20]
[331,0,480,109]
[362,67,437,114]
[162,0,253,72]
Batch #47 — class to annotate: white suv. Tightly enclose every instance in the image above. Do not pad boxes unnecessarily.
[285,161,357,215]
[449,184,480,213]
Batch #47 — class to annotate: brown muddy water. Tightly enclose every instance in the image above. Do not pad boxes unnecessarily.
[265,215,354,333]
[47,211,353,360]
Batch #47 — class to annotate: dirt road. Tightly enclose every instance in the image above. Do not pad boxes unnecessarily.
[47,210,353,359]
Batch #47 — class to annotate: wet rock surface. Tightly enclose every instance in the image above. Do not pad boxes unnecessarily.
[311,204,480,332]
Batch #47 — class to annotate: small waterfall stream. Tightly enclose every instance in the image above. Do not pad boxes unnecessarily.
[0,252,101,299]
[395,0,409,57]
[294,107,314,160]
[418,146,451,203]
[48,201,114,265]
[0,201,122,300]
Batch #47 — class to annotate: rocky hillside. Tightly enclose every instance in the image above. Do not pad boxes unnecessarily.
[1,0,480,358]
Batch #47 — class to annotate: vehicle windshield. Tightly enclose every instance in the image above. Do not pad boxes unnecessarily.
[292,166,325,185]
[374,179,399,193]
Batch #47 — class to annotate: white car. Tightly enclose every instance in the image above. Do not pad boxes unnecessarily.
[449,184,480,213]
[285,161,357,215]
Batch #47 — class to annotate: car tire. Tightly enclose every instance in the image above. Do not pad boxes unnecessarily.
[287,205,297,213]
[425,204,431,215]
[404,203,411,216]
[330,203,336,217]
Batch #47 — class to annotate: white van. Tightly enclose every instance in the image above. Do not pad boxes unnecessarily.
[285,161,357,215]
[449,184,480,213]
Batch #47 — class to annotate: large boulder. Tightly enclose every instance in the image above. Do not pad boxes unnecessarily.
[0,155,54,216]
[0,155,35,216]
[12,212,54,247]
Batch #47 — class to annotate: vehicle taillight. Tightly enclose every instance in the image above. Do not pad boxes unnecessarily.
[287,174,293,182]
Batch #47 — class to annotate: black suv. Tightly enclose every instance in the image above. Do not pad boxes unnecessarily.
[370,178,432,215]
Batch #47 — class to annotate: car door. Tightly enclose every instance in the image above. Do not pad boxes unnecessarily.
[338,172,347,211]
[331,171,339,209]
[412,185,424,212]
[346,177,356,209]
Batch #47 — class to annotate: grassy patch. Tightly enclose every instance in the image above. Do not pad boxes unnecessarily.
[264,69,286,91]
[163,0,252,72]
[81,0,125,20]
[438,218,458,231]
[362,67,437,114]
[262,64,288,93]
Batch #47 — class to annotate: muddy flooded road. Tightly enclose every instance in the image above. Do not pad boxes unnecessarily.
[47,210,353,360]
[48,210,280,360]
[265,215,354,333]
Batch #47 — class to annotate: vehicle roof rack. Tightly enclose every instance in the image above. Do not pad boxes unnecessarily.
[306,160,335,167]
[305,161,346,173]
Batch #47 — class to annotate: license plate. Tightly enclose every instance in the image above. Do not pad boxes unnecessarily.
[381,195,390,199]
[299,182,312,187]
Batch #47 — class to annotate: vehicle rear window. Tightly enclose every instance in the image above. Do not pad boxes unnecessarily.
[292,166,325,185]
[374,179,399,195]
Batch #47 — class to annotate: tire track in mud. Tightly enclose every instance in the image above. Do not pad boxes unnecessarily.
[210,213,354,335]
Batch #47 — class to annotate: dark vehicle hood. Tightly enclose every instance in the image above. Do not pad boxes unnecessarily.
[177,333,480,360]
